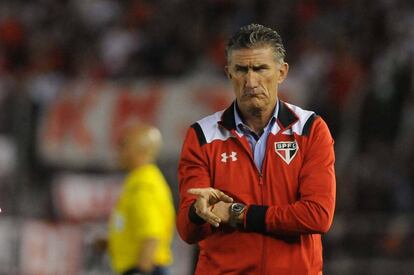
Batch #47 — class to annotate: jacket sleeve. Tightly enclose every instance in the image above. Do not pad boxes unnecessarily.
[245,116,336,235]
[176,126,213,244]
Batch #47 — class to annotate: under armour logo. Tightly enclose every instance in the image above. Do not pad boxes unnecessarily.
[221,151,237,162]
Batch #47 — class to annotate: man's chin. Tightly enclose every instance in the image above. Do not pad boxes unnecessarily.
[243,104,265,116]
[243,99,266,110]
[239,99,273,115]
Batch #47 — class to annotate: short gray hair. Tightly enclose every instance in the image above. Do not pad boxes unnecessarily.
[226,23,286,62]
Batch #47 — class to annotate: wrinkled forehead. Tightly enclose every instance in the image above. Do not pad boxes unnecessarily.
[228,46,278,66]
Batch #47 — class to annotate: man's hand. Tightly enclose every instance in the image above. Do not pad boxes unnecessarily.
[211,201,232,223]
[187,188,233,227]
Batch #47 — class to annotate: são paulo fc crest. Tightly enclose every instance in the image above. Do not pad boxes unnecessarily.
[274,141,298,164]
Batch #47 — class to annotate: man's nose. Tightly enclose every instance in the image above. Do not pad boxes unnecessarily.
[245,70,258,88]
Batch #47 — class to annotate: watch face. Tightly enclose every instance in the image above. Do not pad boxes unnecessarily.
[232,203,245,213]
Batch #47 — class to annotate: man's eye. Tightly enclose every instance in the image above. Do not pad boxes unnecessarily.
[235,67,248,73]
[254,67,266,72]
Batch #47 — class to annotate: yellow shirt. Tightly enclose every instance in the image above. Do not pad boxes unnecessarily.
[108,164,175,274]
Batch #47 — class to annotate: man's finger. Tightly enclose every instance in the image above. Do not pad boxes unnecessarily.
[195,207,221,226]
[195,204,220,223]
[218,192,234,203]
[207,220,220,228]
[187,188,205,196]
[195,199,208,215]
[202,212,221,227]
[204,211,221,224]
[210,190,233,204]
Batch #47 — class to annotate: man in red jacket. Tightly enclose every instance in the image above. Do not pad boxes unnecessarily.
[177,23,336,275]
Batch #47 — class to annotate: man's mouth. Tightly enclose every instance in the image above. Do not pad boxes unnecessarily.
[243,90,263,98]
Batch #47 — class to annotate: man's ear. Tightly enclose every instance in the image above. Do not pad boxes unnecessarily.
[224,66,232,79]
[278,62,289,84]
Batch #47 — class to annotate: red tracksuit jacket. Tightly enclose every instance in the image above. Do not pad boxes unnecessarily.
[177,100,336,275]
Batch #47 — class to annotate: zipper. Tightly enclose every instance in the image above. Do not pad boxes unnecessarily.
[233,133,261,176]
[233,132,267,273]
[259,130,269,275]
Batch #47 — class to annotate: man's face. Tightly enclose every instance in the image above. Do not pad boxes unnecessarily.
[226,46,288,114]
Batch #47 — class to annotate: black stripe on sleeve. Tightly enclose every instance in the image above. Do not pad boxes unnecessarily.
[245,205,268,233]
[302,114,317,136]
[191,123,207,146]
[188,201,206,225]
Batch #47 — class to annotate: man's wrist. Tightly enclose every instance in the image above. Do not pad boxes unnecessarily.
[236,210,245,224]
[229,203,246,228]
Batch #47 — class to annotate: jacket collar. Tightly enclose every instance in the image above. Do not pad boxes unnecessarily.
[219,99,298,131]
[218,101,237,130]
[277,100,299,130]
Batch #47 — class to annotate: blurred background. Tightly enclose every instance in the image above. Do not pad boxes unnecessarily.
[0,0,413,274]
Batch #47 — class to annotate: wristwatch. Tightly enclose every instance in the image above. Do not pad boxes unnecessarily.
[229,203,246,228]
